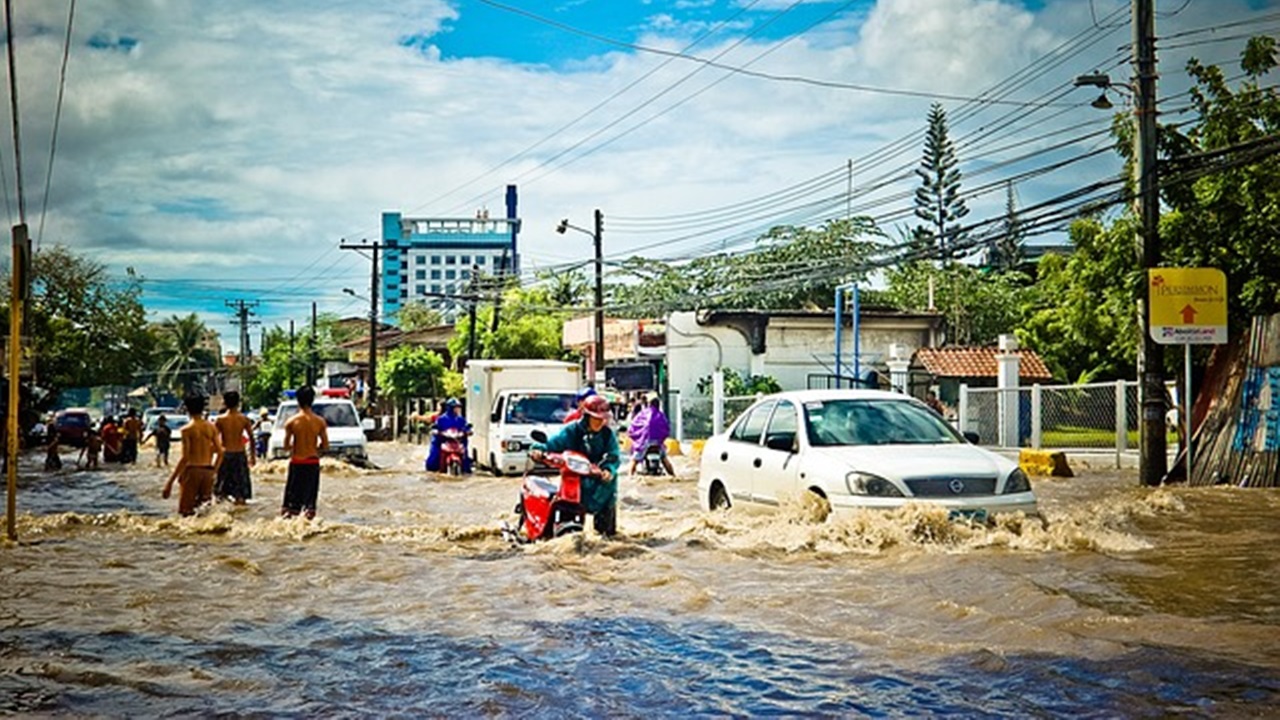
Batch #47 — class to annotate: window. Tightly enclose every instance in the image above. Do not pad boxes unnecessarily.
[445,269,456,280]
[431,256,441,265]
[431,284,441,293]
[416,284,425,295]
[461,269,471,279]
[764,401,798,451]
[445,255,457,265]
[461,255,471,265]
[415,269,426,280]
[415,255,425,265]
[399,274,407,285]
[399,289,408,298]
[730,401,774,445]
[476,256,486,266]
[431,270,441,280]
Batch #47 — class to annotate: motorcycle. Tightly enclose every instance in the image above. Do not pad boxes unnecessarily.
[437,427,469,477]
[641,443,664,476]
[502,430,598,543]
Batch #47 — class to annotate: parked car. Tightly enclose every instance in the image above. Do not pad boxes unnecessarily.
[53,408,94,448]
[143,412,190,439]
[267,398,374,464]
[697,389,1037,520]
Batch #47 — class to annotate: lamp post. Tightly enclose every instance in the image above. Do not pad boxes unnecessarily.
[557,211,605,382]
[344,287,377,407]
[1074,0,1164,486]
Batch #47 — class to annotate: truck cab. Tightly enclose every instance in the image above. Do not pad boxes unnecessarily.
[464,360,582,475]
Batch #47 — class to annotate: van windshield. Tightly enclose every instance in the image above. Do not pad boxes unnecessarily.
[275,402,360,428]
[505,393,576,424]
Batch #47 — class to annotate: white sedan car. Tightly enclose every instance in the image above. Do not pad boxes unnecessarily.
[698,389,1037,519]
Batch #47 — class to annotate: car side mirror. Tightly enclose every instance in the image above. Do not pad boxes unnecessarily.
[530,429,548,443]
[361,418,376,431]
[765,435,796,453]
[962,431,980,444]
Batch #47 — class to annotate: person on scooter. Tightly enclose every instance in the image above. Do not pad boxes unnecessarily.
[627,393,676,477]
[425,398,472,472]
[529,394,621,537]
[561,386,597,424]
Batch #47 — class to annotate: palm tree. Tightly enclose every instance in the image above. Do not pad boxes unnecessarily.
[156,313,217,394]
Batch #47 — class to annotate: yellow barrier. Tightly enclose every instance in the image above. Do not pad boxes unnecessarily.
[665,438,682,457]
[1018,449,1074,477]
[687,439,705,462]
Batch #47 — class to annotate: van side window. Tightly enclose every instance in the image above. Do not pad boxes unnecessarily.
[730,401,774,445]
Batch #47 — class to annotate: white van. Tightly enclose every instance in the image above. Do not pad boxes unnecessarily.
[267,398,374,464]
[464,359,582,475]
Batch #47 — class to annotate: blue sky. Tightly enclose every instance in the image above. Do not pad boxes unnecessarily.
[3,0,1276,359]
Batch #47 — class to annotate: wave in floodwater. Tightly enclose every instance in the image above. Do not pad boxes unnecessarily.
[2,615,1276,717]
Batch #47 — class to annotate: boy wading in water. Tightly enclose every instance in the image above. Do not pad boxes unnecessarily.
[281,386,328,520]
[143,415,172,467]
[163,395,223,516]
[214,391,256,504]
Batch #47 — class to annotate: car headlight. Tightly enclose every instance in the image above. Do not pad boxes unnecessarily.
[845,471,904,497]
[1002,468,1031,494]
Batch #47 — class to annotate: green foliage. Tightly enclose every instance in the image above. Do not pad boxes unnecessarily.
[377,345,446,400]
[695,367,782,396]
[449,284,576,364]
[395,301,444,331]
[15,245,155,395]
[243,326,303,407]
[154,313,220,394]
[985,182,1025,272]
[611,218,882,315]
[882,261,1031,347]
[913,102,969,259]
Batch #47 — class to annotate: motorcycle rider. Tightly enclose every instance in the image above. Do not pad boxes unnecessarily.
[529,395,620,537]
[425,398,472,472]
[627,393,676,477]
[561,386,597,424]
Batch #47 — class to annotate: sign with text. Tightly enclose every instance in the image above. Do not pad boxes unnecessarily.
[1149,267,1227,344]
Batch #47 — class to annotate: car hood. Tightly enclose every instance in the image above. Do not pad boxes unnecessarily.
[803,444,1015,479]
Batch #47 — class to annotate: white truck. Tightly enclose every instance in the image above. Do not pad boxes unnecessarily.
[464,359,582,475]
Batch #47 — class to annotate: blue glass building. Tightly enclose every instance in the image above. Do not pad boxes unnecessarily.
[381,185,520,322]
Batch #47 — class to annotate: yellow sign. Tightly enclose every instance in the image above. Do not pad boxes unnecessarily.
[1149,267,1227,344]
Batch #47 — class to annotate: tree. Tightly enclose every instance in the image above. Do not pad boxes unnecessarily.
[154,313,220,394]
[395,300,444,331]
[913,102,969,259]
[985,181,1025,272]
[13,245,155,395]
[377,346,446,400]
[449,285,575,364]
[882,261,1030,347]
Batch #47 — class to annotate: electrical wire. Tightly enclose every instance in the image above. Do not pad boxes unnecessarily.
[36,0,76,253]
[4,0,27,223]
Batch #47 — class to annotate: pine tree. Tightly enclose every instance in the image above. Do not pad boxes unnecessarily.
[986,181,1025,272]
[913,103,969,260]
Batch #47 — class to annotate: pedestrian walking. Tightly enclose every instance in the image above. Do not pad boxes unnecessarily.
[280,386,329,520]
[162,395,223,517]
[214,391,256,505]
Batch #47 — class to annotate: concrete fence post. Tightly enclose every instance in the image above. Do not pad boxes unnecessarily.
[958,384,970,435]
[712,369,725,437]
[1031,383,1042,449]
[1115,380,1127,469]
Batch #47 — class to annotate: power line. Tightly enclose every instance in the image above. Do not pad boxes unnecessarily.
[36,0,76,253]
[4,0,27,223]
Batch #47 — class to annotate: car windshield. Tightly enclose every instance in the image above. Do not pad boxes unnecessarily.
[58,413,90,428]
[504,393,576,424]
[275,402,360,428]
[803,398,962,447]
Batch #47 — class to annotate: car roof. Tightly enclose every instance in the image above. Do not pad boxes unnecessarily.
[750,389,920,404]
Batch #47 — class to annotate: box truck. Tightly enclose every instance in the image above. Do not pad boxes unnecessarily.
[464,359,582,475]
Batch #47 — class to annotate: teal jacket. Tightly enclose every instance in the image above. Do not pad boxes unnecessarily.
[532,419,621,514]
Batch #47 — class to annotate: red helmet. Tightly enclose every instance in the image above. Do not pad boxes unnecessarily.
[581,395,612,420]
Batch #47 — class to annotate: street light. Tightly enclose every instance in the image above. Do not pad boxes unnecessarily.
[343,287,377,407]
[556,210,605,382]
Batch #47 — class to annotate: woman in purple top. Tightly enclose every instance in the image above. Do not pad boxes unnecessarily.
[627,395,675,476]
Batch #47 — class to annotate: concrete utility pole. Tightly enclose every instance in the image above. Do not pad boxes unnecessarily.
[340,239,383,407]
[593,209,605,381]
[1134,0,1165,486]
[225,299,260,363]
[6,223,29,541]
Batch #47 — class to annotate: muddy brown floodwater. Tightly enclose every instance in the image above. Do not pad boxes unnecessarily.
[2,442,1278,717]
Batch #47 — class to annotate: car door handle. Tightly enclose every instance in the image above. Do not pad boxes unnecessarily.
[753,458,762,468]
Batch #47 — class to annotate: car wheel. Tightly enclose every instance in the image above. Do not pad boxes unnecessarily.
[709,482,731,511]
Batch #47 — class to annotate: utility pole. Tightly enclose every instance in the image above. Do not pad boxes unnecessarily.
[593,209,605,382]
[309,302,318,387]
[1135,0,1165,486]
[5,224,29,541]
[288,320,296,389]
[340,239,383,408]
[467,265,479,362]
[225,299,260,364]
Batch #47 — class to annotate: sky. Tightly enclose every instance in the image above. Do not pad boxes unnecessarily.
[2,0,1277,359]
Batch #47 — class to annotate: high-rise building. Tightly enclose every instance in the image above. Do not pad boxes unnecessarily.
[380,185,520,322]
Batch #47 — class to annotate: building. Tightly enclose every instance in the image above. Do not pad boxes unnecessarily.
[914,345,1054,409]
[381,185,521,322]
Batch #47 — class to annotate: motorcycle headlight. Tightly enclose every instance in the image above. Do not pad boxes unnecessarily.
[845,471,904,497]
[1002,468,1031,494]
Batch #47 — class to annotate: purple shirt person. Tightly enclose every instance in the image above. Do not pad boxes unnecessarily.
[627,395,675,476]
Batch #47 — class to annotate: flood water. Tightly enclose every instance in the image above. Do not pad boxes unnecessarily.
[2,442,1279,717]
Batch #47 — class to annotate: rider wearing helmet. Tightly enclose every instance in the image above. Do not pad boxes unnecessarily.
[561,386,597,424]
[529,394,621,537]
[425,398,472,472]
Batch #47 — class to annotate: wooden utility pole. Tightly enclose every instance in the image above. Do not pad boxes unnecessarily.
[1134,0,1165,485]
[340,240,383,407]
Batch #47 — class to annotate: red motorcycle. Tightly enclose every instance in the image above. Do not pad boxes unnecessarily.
[502,432,599,542]
[436,427,469,477]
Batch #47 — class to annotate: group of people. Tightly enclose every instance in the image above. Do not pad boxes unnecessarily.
[161,388,329,519]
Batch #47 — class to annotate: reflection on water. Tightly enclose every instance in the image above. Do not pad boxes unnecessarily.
[2,445,1279,715]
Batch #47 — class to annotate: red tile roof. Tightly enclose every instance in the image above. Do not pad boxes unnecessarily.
[915,346,1054,380]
